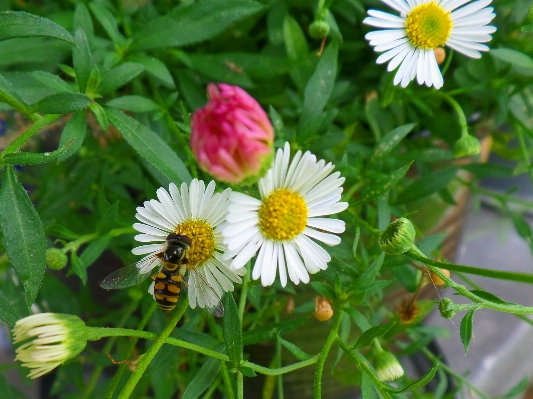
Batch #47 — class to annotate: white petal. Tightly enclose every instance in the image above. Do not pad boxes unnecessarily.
[366,29,407,45]
[307,218,346,233]
[168,183,187,222]
[363,16,405,29]
[375,37,409,52]
[230,235,263,269]
[388,45,413,72]
[131,244,163,255]
[277,243,287,287]
[450,0,492,19]
[133,223,167,236]
[283,243,310,284]
[307,202,348,217]
[197,180,216,220]
[156,187,181,226]
[252,242,267,281]
[136,206,174,231]
[382,0,410,13]
[222,217,259,238]
[376,42,411,64]
[229,191,262,206]
[260,240,277,286]
[400,48,420,87]
[134,233,164,242]
[426,51,443,88]
[226,210,259,224]
[304,227,342,246]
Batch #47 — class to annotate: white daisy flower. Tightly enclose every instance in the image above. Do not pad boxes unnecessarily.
[131,179,246,310]
[222,142,348,287]
[363,0,497,89]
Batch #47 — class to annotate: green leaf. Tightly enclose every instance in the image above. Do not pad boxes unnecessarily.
[491,48,533,70]
[394,167,458,205]
[460,308,475,354]
[392,364,438,393]
[73,28,93,94]
[58,110,87,161]
[79,236,111,269]
[105,107,192,184]
[98,63,145,95]
[369,123,416,163]
[0,73,31,115]
[242,318,307,345]
[2,140,73,165]
[360,371,377,399]
[279,337,311,361]
[130,55,175,88]
[345,308,371,331]
[240,366,256,377]
[182,356,223,399]
[0,11,75,44]
[89,3,124,45]
[73,4,94,43]
[309,281,336,299]
[354,252,385,289]
[32,92,92,114]
[223,293,243,369]
[283,13,310,90]
[0,291,22,326]
[89,103,108,131]
[96,202,118,235]
[0,166,46,306]
[299,40,338,135]
[352,225,361,258]
[354,322,394,349]
[69,252,87,284]
[469,290,515,305]
[355,162,412,205]
[32,71,74,92]
[133,0,264,50]
[107,95,159,113]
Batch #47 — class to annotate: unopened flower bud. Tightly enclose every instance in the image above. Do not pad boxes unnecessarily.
[309,20,330,39]
[13,313,88,379]
[434,48,446,65]
[314,297,333,321]
[284,296,295,315]
[430,268,450,286]
[379,218,416,255]
[439,298,458,319]
[374,349,404,381]
[454,134,481,158]
[191,83,274,185]
[45,248,68,270]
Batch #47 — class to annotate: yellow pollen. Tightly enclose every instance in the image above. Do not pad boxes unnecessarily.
[178,219,215,269]
[405,2,452,49]
[258,189,308,241]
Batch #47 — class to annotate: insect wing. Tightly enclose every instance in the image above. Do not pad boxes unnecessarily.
[186,268,225,318]
[100,254,161,290]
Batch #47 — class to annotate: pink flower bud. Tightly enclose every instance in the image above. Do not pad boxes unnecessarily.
[191,83,274,184]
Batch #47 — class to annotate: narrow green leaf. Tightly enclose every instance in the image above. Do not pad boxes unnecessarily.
[309,281,336,299]
[89,3,124,45]
[0,166,46,306]
[105,107,192,184]
[360,371,377,399]
[132,0,264,50]
[355,162,412,205]
[69,252,87,285]
[279,337,312,361]
[98,63,145,95]
[393,364,438,393]
[502,377,529,398]
[0,73,31,115]
[299,40,338,134]
[182,356,223,399]
[45,223,80,240]
[0,11,75,44]
[223,293,243,369]
[107,95,159,113]
[89,103,108,132]
[283,13,310,89]
[32,92,92,114]
[73,28,93,94]
[352,225,361,259]
[242,318,307,345]
[354,252,385,289]
[345,308,371,331]
[130,55,175,88]
[491,48,533,70]
[2,140,72,165]
[73,4,94,42]
[58,110,87,161]
[369,123,416,163]
[32,71,74,92]
[0,291,22,326]
[354,322,394,349]
[96,202,118,235]
[460,308,475,354]
[79,236,110,268]
[470,290,515,305]
[240,366,256,377]
[394,167,458,205]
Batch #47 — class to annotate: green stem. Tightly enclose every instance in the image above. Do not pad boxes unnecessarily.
[1,114,60,156]
[0,88,34,119]
[515,125,533,187]
[62,226,135,253]
[237,371,244,399]
[436,91,469,138]
[408,246,533,314]
[314,312,343,399]
[238,263,251,321]
[220,363,236,399]
[440,48,454,76]
[118,297,189,399]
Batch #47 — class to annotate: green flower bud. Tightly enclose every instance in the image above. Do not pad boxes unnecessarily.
[454,134,481,158]
[374,350,404,381]
[439,298,458,319]
[379,218,416,255]
[46,248,68,271]
[309,20,330,39]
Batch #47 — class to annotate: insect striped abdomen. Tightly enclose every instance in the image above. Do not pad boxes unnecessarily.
[153,266,182,313]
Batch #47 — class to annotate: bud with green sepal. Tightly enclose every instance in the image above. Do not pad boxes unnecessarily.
[372,339,404,381]
[454,134,481,158]
[379,217,416,255]
[45,248,68,270]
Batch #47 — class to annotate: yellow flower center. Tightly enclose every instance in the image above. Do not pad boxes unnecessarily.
[405,2,453,49]
[179,219,215,269]
[258,189,308,241]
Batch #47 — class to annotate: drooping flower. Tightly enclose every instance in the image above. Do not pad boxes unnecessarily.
[374,349,405,381]
[363,0,497,89]
[13,313,88,379]
[190,83,274,185]
[222,142,348,287]
[132,179,246,310]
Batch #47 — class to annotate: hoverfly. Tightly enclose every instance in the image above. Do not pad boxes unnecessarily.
[100,233,224,316]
